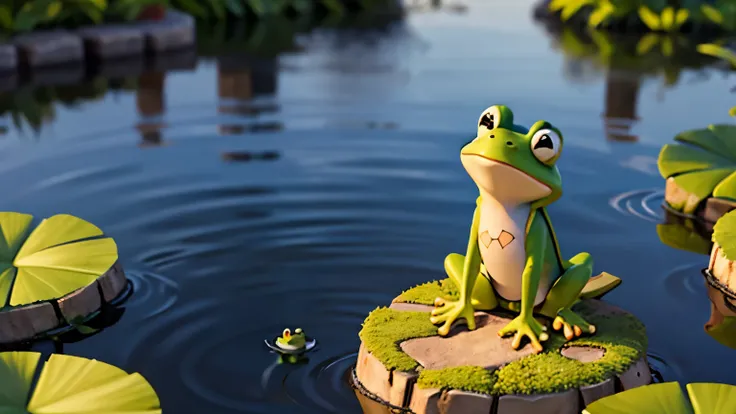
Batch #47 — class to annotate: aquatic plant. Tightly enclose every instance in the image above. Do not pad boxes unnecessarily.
[0,212,117,307]
[546,0,736,33]
[697,43,736,116]
[584,381,736,413]
[0,77,138,134]
[0,351,160,412]
[657,124,736,216]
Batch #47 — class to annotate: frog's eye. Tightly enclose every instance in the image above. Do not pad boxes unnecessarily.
[530,129,561,164]
[477,106,501,135]
[283,329,291,338]
[295,328,303,334]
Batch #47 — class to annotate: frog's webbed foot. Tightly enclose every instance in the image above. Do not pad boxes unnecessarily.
[553,308,595,340]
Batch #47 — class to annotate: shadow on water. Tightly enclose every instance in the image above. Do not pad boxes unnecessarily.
[0,1,735,412]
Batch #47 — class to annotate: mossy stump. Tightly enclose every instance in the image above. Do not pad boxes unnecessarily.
[0,261,127,344]
[354,280,651,414]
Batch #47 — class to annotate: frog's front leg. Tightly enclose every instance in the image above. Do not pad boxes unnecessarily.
[537,252,596,340]
[443,253,497,311]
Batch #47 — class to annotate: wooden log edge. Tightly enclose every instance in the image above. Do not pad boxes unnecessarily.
[0,261,128,344]
[663,177,736,225]
[708,242,736,297]
[354,346,651,414]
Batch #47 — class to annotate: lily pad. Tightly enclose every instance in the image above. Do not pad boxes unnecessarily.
[658,125,736,216]
[584,381,736,414]
[0,212,117,308]
[0,351,160,413]
[656,212,712,255]
[713,209,736,260]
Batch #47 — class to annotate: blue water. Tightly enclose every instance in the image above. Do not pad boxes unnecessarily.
[0,0,734,412]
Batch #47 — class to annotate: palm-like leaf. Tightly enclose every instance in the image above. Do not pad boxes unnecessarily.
[0,212,117,307]
[0,352,160,413]
[657,125,736,215]
[584,381,736,414]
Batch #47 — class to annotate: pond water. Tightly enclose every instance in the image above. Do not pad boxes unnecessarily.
[1,0,735,412]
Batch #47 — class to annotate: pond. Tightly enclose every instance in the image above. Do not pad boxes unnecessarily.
[1,0,735,412]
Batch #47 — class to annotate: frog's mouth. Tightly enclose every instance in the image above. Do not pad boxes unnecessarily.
[460,153,552,203]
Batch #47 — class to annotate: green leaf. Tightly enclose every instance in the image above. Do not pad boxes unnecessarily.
[712,170,736,200]
[0,213,117,307]
[729,106,736,117]
[674,125,736,156]
[15,353,161,413]
[320,0,345,15]
[674,8,689,27]
[0,212,33,263]
[636,33,660,55]
[671,168,733,214]
[47,1,62,19]
[661,7,674,29]
[560,0,587,21]
[209,0,226,19]
[583,382,692,414]
[15,214,103,260]
[549,0,567,12]
[713,209,736,258]
[707,124,736,158]
[638,6,662,30]
[697,43,736,67]
[657,143,733,178]
[701,4,723,24]
[588,3,614,27]
[0,351,39,411]
[688,383,736,414]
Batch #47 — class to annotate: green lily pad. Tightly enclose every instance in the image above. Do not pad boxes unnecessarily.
[713,209,736,260]
[584,381,736,414]
[0,351,160,413]
[706,315,736,350]
[0,212,118,308]
[658,125,736,215]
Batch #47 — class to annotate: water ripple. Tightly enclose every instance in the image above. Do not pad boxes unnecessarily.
[123,269,180,319]
[662,262,706,302]
[609,189,665,222]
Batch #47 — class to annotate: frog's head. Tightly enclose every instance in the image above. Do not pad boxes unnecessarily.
[461,105,563,207]
[277,328,306,348]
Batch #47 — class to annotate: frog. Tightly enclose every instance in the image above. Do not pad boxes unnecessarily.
[430,105,621,353]
[275,328,307,351]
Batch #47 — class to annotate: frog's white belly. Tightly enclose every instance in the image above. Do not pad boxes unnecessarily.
[478,199,551,306]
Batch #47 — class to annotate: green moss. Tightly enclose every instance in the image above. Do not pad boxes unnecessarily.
[364,283,648,395]
[393,279,458,305]
[358,307,437,372]
[493,300,647,395]
[713,210,736,260]
[417,366,496,394]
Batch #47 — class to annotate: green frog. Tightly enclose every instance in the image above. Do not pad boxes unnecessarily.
[275,328,307,351]
[431,105,621,353]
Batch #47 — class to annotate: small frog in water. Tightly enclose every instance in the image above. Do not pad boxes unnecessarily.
[431,105,621,353]
[276,328,307,351]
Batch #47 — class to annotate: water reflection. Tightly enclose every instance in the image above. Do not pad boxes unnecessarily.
[704,272,736,350]
[657,209,713,256]
[540,23,733,143]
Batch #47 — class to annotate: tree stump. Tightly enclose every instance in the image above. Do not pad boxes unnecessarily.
[353,280,651,414]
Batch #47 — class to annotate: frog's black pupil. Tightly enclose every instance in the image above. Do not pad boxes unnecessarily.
[534,134,553,150]
[479,113,494,129]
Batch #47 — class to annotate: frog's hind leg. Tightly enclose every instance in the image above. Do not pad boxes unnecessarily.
[443,253,497,311]
[537,252,595,339]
